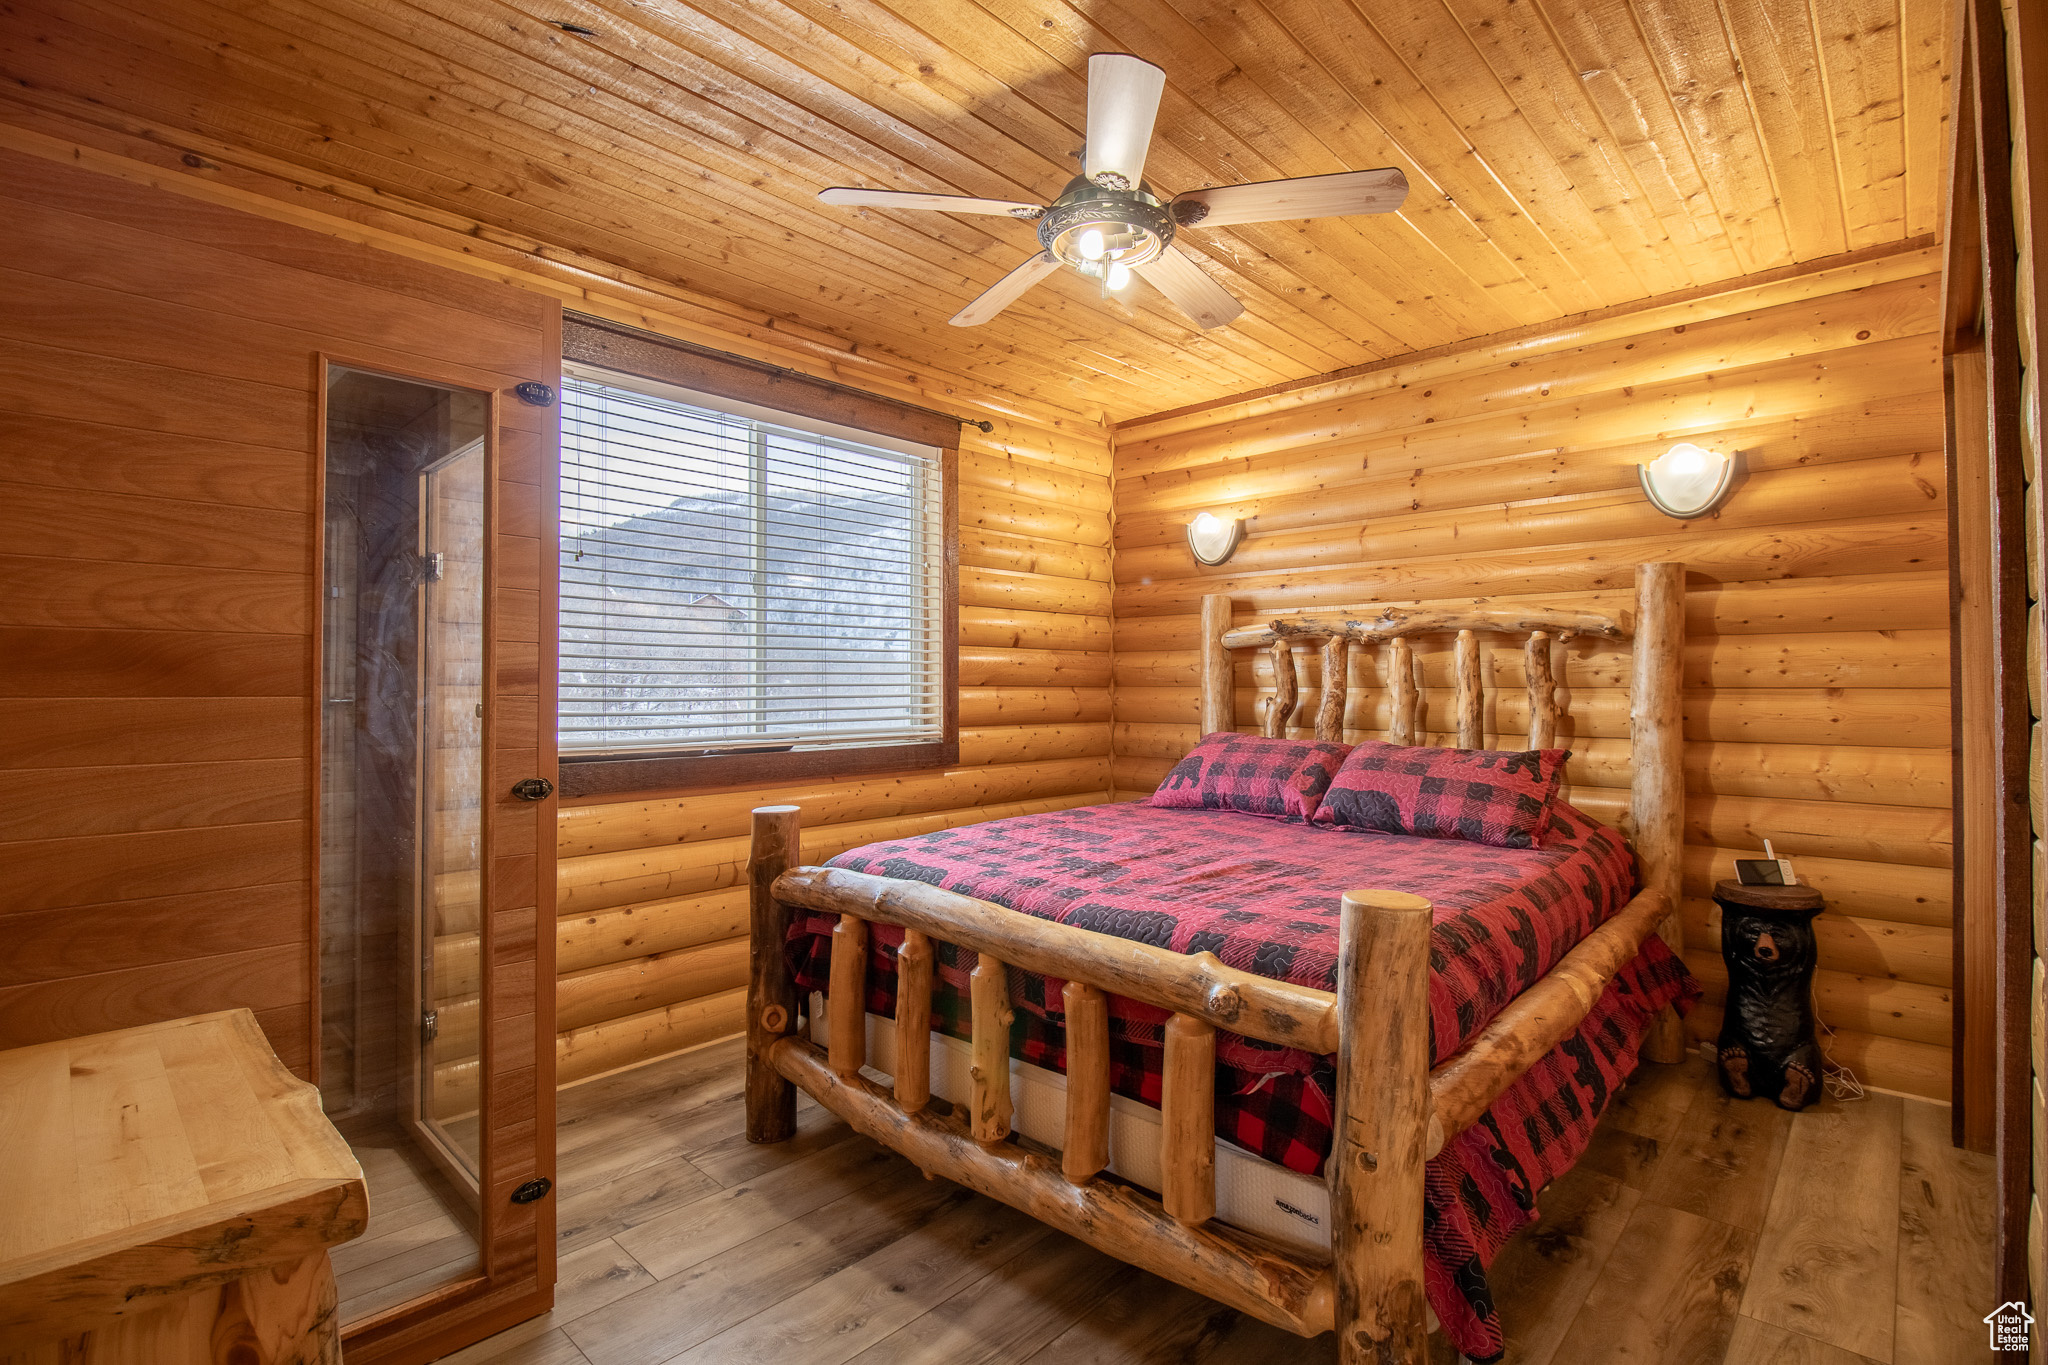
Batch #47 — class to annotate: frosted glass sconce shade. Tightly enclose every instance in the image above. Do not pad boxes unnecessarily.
[1639,442,1736,519]
[1186,512,1245,565]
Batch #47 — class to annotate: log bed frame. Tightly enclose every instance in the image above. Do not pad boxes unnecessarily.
[745,562,1688,1364]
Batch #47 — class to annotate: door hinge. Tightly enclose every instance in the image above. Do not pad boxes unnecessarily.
[421,1009,439,1044]
[421,551,445,583]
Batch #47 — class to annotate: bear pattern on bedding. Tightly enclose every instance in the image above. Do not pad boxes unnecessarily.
[785,799,1697,1362]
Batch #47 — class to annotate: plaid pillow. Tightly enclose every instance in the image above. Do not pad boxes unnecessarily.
[1147,732,1352,822]
[1312,740,1570,848]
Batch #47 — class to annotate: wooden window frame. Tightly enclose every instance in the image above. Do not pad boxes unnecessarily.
[557,315,959,799]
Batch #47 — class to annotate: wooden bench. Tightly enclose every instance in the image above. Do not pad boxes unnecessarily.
[0,1010,368,1365]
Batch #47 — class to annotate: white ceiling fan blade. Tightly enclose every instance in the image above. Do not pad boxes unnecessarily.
[1084,54,1166,190]
[1171,168,1409,227]
[950,252,1062,327]
[819,187,1043,218]
[1135,249,1243,330]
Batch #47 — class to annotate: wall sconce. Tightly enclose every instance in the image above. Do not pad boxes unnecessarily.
[1639,442,1737,519]
[1186,511,1245,565]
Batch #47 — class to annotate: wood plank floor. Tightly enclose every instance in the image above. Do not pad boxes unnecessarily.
[336,1125,482,1325]
[426,1039,1995,1365]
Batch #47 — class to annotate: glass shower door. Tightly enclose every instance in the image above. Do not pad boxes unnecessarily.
[417,440,486,1176]
[320,364,488,1325]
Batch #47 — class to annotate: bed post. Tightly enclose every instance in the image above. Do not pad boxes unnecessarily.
[1630,563,1688,1064]
[747,804,802,1143]
[1329,888,1433,1365]
[1201,594,1235,736]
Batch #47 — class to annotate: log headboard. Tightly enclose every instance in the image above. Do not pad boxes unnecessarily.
[1197,562,1687,1007]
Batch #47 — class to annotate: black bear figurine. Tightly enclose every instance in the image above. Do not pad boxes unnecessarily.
[1713,879,1826,1111]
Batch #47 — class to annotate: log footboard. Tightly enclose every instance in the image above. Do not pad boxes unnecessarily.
[744,805,802,1144]
[769,1037,1338,1336]
[744,804,1671,1365]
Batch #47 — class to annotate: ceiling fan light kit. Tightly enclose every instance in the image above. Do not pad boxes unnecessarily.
[1038,179,1174,298]
[815,53,1409,332]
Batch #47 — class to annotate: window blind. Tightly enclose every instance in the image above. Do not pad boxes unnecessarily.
[559,366,946,758]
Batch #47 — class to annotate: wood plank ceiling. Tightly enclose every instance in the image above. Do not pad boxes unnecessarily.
[0,0,1948,421]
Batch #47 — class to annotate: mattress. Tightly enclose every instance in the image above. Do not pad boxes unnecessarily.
[797,797,1644,1112]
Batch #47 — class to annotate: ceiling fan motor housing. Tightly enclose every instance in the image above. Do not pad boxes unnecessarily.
[1037,176,1176,279]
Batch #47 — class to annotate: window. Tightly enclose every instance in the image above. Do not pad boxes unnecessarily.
[558,354,956,792]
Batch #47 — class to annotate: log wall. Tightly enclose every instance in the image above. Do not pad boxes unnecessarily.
[545,405,1115,1086]
[1107,247,1955,1100]
[0,99,1957,1106]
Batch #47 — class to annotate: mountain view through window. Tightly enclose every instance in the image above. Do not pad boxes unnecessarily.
[559,370,945,758]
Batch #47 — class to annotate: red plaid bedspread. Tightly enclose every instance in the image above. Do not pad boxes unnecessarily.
[786,800,1696,1361]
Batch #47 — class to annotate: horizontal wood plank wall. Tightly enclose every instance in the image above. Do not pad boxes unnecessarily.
[0,144,557,1081]
[0,109,1113,1095]
[548,416,1114,1085]
[1108,248,1954,1100]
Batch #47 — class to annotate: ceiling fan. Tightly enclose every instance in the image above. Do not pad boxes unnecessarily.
[817,53,1409,331]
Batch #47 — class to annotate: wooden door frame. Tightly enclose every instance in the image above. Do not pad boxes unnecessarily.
[311,344,561,1364]
[411,434,491,1211]
[1944,0,1991,1154]
[1943,0,2033,1316]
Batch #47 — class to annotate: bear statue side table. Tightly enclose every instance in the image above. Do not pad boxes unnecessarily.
[1713,877,1826,1111]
